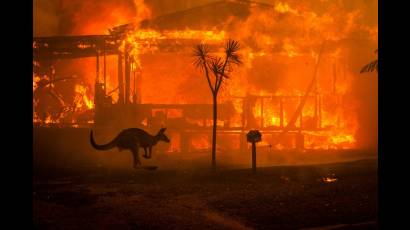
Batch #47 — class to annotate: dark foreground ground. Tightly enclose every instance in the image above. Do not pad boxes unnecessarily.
[33,158,377,230]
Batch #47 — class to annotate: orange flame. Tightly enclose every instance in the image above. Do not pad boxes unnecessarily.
[74,84,94,110]
[33,0,377,149]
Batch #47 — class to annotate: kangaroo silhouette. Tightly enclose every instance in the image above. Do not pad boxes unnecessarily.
[90,127,170,169]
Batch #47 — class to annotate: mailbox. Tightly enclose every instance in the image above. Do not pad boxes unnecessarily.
[246,130,262,174]
[247,130,262,143]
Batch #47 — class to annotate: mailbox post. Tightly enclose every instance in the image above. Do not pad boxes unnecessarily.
[247,130,262,174]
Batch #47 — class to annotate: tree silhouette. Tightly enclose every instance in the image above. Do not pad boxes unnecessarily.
[193,39,241,169]
[360,49,378,73]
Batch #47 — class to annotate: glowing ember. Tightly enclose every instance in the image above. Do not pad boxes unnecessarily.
[44,114,53,124]
[77,43,92,49]
[33,75,41,91]
[322,177,338,183]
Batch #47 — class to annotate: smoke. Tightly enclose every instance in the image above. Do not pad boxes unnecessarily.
[33,0,153,36]
[58,0,138,35]
[144,0,219,17]
[34,0,154,111]
[33,0,220,36]
[33,0,60,36]
[135,0,152,21]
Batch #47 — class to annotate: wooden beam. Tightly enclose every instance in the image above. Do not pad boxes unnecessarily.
[280,97,283,128]
[260,98,264,128]
[103,47,107,95]
[318,94,322,129]
[299,97,303,130]
[133,70,137,104]
[96,52,100,84]
[125,48,131,104]
[314,94,318,128]
[118,53,124,104]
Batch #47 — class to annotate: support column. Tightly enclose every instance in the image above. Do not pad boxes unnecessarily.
[125,47,131,104]
[260,98,264,128]
[280,97,284,129]
[133,70,137,104]
[241,98,246,128]
[299,96,303,130]
[314,94,318,129]
[318,94,322,129]
[118,53,124,104]
[95,52,101,125]
[96,52,99,84]
[103,48,107,95]
[136,68,142,104]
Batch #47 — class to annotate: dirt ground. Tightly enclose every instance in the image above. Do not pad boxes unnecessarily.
[33,157,377,230]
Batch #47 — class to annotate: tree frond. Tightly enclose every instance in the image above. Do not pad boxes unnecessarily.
[225,39,240,56]
[360,59,378,73]
[225,39,242,68]
[210,56,224,74]
[192,43,211,70]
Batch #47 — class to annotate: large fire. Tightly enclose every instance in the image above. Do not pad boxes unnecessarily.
[33,0,377,151]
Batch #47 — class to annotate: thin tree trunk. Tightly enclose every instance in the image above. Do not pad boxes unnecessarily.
[212,93,217,169]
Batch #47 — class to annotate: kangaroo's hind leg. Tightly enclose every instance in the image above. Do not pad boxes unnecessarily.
[131,145,141,169]
[148,146,153,159]
[142,147,149,159]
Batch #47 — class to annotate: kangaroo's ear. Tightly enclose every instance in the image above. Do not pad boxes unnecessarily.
[160,127,167,133]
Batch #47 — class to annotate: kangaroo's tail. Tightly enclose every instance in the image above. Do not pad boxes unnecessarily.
[90,130,117,150]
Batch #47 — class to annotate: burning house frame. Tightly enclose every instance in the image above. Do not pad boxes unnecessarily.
[33,0,377,153]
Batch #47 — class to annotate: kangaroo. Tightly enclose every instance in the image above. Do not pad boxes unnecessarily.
[90,127,170,169]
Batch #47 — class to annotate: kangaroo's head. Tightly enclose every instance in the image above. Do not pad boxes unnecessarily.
[156,128,170,143]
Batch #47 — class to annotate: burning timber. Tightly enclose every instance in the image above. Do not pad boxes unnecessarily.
[33,0,373,152]
[33,28,355,152]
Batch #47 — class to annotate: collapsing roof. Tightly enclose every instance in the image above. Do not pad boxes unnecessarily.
[140,0,273,30]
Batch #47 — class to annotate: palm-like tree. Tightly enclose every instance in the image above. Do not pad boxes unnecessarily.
[360,49,378,73]
[193,39,241,169]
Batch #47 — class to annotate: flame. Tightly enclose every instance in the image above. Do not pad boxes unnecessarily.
[270,117,281,127]
[141,118,148,126]
[274,2,298,14]
[33,0,376,150]
[191,135,210,150]
[330,134,355,145]
[74,84,94,110]
[121,29,226,72]
[44,115,53,124]
[33,75,41,91]
[283,42,299,58]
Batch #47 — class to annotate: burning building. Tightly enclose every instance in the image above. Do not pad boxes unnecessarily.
[33,0,378,154]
